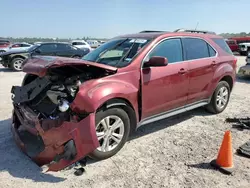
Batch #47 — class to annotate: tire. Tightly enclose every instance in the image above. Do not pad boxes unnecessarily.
[89,107,130,160]
[206,81,231,114]
[72,55,81,59]
[0,50,6,54]
[10,57,25,71]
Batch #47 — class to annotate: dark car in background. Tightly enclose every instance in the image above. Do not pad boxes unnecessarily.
[0,42,90,71]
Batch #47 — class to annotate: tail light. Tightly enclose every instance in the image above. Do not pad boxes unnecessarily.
[233,58,237,69]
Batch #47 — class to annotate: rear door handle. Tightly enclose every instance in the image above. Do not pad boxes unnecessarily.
[178,68,187,74]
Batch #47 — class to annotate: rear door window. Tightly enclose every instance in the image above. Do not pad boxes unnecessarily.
[182,38,210,60]
[212,38,233,55]
[38,44,57,53]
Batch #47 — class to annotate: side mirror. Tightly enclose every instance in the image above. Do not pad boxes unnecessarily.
[144,56,168,67]
[34,49,41,54]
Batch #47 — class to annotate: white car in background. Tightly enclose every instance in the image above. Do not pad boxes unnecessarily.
[0,42,33,54]
[238,43,250,55]
[86,40,100,48]
[71,40,92,51]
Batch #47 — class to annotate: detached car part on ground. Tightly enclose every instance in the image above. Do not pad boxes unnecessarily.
[0,42,90,71]
[11,30,236,172]
[238,53,250,77]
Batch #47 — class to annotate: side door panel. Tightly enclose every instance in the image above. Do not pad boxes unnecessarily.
[141,38,189,119]
[56,44,74,57]
[141,62,189,119]
[186,58,215,103]
[182,38,216,104]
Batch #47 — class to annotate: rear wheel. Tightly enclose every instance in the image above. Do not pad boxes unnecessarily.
[206,81,230,114]
[89,107,130,160]
[72,55,81,59]
[11,57,25,71]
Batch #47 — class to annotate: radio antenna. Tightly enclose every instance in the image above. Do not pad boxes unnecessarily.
[195,22,199,30]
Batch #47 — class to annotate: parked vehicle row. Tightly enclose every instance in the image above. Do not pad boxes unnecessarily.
[10,29,237,171]
[226,36,250,55]
[0,42,90,71]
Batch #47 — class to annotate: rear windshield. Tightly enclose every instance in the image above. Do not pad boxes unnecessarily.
[212,38,233,55]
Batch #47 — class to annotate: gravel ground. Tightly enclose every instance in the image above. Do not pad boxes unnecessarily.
[0,56,250,188]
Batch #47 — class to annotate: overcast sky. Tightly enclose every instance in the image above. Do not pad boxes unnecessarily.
[1,0,249,38]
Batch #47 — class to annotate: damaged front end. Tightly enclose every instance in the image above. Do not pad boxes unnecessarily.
[11,57,117,171]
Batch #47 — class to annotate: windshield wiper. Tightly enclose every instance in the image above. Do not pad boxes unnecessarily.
[114,41,136,67]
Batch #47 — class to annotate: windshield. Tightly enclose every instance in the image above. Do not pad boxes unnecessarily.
[82,38,151,67]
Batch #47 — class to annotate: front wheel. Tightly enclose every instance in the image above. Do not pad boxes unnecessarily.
[206,81,230,114]
[89,107,130,160]
[11,58,25,71]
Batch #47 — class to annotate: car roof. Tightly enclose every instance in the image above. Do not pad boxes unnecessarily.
[115,31,221,40]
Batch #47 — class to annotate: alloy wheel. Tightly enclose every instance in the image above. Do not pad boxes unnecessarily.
[216,86,229,109]
[96,115,125,152]
[13,59,24,71]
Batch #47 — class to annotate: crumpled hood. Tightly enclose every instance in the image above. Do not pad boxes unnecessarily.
[22,56,118,77]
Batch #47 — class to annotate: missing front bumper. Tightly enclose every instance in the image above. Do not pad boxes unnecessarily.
[12,109,99,172]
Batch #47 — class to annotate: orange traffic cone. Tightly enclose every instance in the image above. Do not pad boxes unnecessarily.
[210,130,234,174]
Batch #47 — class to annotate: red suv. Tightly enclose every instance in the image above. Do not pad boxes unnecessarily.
[11,29,237,172]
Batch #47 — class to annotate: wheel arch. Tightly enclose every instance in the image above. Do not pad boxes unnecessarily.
[10,55,26,62]
[219,75,233,91]
[96,98,137,135]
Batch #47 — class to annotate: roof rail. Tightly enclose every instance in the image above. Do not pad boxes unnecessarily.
[139,30,166,33]
[174,28,216,35]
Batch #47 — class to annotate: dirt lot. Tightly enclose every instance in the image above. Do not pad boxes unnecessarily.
[0,56,250,188]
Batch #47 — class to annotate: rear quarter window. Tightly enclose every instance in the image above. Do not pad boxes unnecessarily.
[212,38,233,55]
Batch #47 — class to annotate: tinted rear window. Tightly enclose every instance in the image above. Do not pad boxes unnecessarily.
[212,38,233,55]
[182,38,210,60]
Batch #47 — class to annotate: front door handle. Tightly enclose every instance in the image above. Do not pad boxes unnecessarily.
[178,68,187,74]
[212,61,216,66]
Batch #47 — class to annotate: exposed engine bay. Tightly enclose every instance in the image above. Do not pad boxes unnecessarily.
[11,65,112,130]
